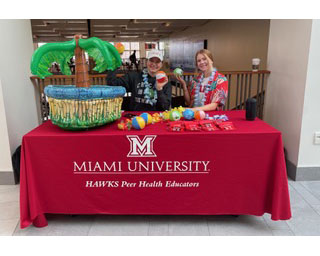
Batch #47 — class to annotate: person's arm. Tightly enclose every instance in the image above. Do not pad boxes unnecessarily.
[175,75,191,106]
[191,103,219,111]
[106,70,132,92]
[210,77,228,110]
[191,76,228,111]
[156,77,172,111]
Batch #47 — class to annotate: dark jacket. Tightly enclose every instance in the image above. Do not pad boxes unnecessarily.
[107,70,171,111]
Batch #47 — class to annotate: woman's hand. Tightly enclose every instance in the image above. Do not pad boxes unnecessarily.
[174,75,186,86]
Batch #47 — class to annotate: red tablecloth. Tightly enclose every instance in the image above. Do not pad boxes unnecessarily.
[20,110,291,228]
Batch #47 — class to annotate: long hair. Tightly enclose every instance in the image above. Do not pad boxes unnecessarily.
[194,49,214,73]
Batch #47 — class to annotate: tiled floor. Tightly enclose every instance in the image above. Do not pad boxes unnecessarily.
[1,179,320,236]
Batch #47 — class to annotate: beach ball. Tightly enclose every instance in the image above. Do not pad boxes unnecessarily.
[183,109,194,120]
[132,116,146,130]
[140,113,153,125]
[169,110,181,121]
[173,68,183,76]
[114,43,125,54]
[156,71,167,83]
[194,110,206,120]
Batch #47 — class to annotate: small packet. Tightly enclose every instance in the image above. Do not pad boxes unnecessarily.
[184,121,201,131]
[218,121,236,131]
[198,120,219,131]
[167,121,184,132]
[213,119,223,125]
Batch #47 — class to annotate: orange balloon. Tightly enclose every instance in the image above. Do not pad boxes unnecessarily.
[114,43,125,54]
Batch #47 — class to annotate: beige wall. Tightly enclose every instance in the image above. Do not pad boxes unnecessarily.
[299,19,320,167]
[0,20,39,184]
[0,20,39,154]
[168,19,270,71]
[265,19,312,167]
[0,80,13,175]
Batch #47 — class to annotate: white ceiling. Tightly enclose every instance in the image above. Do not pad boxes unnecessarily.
[31,19,210,42]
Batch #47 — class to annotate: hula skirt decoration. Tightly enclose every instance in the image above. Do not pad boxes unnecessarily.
[44,85,126,130]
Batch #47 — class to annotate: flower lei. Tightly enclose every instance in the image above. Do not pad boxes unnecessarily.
[142,69,157,106]
[194,68,216,107]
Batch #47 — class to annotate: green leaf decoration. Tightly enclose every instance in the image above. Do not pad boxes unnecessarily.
[30,40,76,79]
[79,37,121,73]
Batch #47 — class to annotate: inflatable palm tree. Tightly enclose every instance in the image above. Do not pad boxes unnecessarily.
[31,35,126,130]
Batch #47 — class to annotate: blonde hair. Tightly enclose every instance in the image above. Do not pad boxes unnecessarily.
[195,49,214,73]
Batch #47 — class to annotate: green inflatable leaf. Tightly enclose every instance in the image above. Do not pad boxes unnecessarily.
[30,40,76,79]
[30,37,122,79]
[79,37,122,73]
